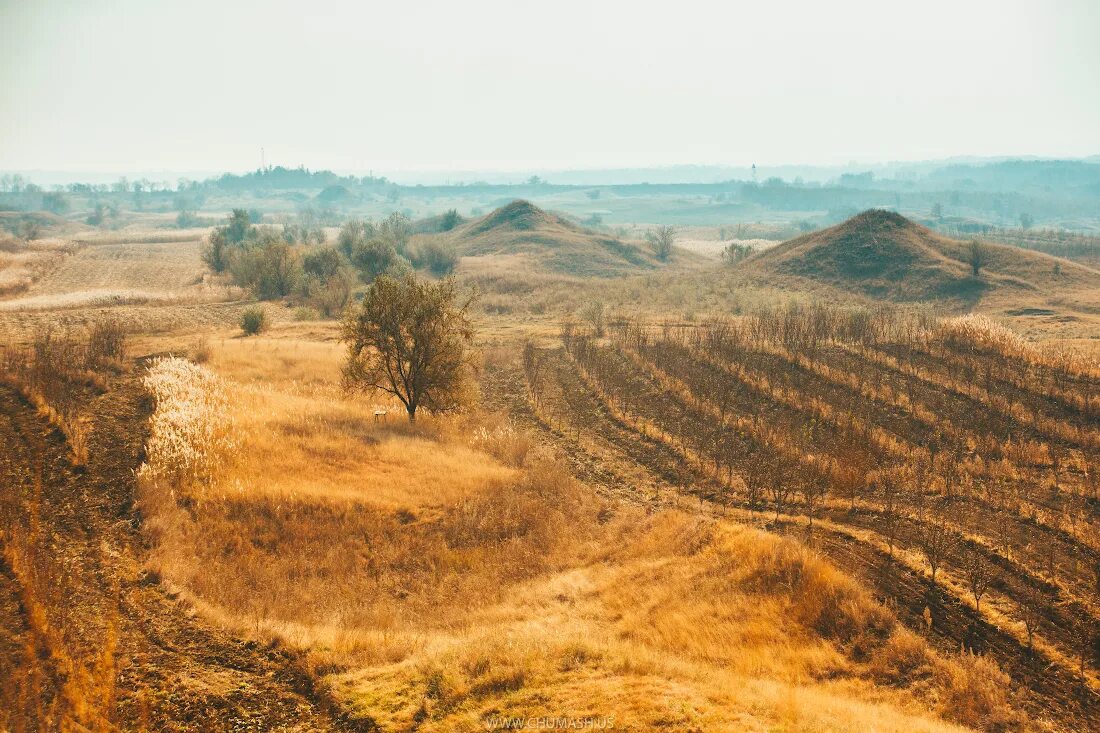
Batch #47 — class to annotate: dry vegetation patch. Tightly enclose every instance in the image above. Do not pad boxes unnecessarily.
[125,329,1028,732]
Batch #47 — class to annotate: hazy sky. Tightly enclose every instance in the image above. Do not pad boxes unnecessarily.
[1,0,1097,176]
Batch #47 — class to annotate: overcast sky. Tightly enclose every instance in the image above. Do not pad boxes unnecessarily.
[1,0,1097,177]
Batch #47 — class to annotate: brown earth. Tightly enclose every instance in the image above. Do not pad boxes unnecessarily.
[0,372,362,732]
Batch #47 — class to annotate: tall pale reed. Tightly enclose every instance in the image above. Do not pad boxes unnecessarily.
[138,357,236,493]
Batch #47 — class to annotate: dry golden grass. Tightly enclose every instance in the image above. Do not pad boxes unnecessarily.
[131,329,1022,733]
[4,239,235,308]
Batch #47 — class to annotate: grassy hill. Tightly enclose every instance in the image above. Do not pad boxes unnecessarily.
[446,199,662,277]
[742,209,1100,309]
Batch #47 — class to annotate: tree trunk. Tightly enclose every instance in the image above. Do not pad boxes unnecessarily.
[407,404,417,422]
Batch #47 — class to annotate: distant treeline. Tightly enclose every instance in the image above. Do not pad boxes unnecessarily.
[2,160,1099,233]
[934,224,1100,260]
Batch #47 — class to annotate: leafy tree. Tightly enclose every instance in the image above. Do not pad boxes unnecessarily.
[226,208,253,244]
[1018,212,1034,230]
[931,202,943,220]
[302,246,346,280]
[176,209,200,228]
[351,238,403,280]
[341,274,476,422]
[646,225,676,261]
[307,266,356,318]
[86,202,106,226]
[337,218,372,256]
[202,229,230,272]
[229,229,302,299]
[380,211,412,254]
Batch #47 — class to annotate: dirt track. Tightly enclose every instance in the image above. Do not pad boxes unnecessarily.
[0,375,358,731]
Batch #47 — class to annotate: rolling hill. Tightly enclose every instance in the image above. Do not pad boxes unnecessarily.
[443,199,662,277]
[742,209,1100,311]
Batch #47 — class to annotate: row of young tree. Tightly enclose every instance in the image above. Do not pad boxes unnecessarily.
[553,316,1099,675]
[545,299,1095,669]
[201,209,460,314]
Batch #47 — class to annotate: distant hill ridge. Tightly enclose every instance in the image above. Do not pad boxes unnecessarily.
[446,199,662,277]
[744,209,1099,305]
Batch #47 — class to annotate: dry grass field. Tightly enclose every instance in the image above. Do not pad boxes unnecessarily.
[124,326,1023,732]
[0,207,1097,732]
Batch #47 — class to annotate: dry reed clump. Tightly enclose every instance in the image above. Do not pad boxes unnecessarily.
[0,320,126,465]
[933,314,1031,357]
[137,357,236,494]
[466,415,535,467]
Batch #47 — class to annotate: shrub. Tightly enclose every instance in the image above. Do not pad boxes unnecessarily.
[240,306,268,335]
[294,306,319,321]
[350,238,402,280]
[440,209,462,232]
[229,233,303,299]
[190,337,212,363]
[202,229,229,272]
[410,237,460,275]
[86,319,127,369]
[302,246,346,280]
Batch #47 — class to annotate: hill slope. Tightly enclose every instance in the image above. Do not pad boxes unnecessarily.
[447,200,660,277]
[743,209,1100,308]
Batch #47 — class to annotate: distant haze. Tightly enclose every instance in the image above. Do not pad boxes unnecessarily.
[2,0,1098,177]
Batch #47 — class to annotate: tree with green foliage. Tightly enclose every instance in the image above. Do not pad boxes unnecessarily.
[202,229,230,272]
[350,238,403,280]
[337,218,372,256]
[341,275,476,422]
[379,211,412,253]
[301,246,343,278]
[226,208,253,244]
[229,231,302,300]
[721,242,752,265]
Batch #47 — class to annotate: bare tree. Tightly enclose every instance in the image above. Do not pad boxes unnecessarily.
[917,518,955,584]
[963,547,996,613]
[878,474,903,558]
[580,301,607,337]
[1017,584,1046,653]
[769,463,796,523]
[800,471,829,533]
[1071,616,1096,675]
[523,341,545,408]
[645,225,676,261]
